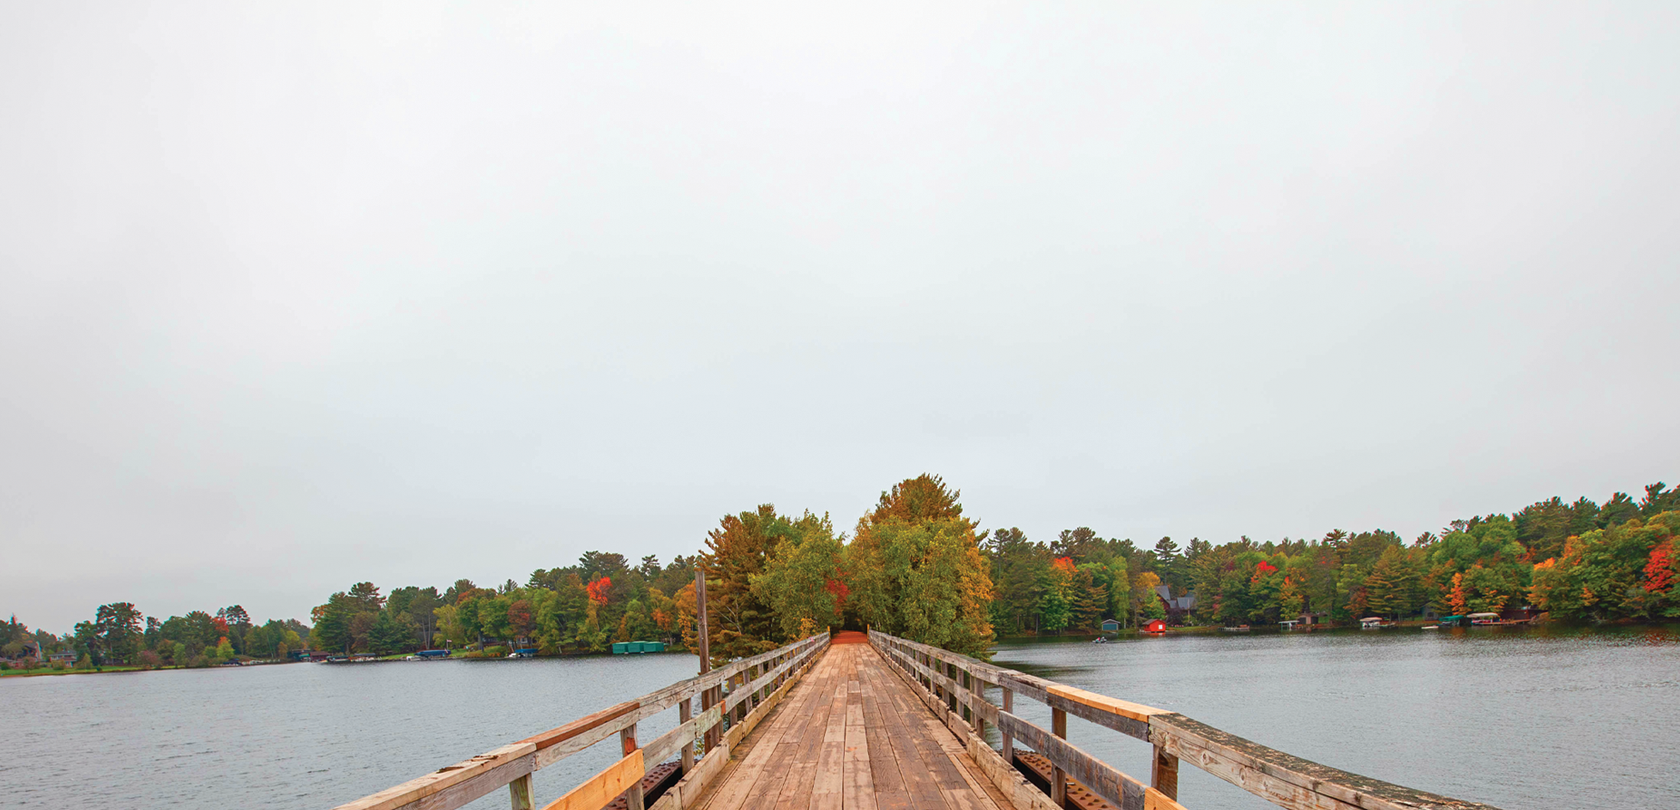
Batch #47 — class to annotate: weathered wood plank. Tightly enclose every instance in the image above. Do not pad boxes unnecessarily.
[543,750,644,810]
[859,659,948,810]
[332,743,536,810]
[999,711,1147,810]
[1046,683,1165,724]
[414,753,534,810]
[509,773,534,810]
[1149,713,1501,810]
[1143,787,1187,810]
[644,706,723,765]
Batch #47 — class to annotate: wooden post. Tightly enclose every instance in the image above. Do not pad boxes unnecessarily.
[1000,687,1014,764]
[621,722,644,810]
[1051,707,1068,808]
[967,669,982,737]
[679,697,695,775]
[1152,744,1180,801]
[508,773,533,810]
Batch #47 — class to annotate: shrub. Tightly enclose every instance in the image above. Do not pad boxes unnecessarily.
[137,650,163,669]
[1,661,11,671]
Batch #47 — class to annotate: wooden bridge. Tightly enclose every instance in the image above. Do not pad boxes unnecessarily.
[334,630,1500,810]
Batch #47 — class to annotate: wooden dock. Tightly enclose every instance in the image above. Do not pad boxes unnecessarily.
[333,630,1502,810]
[689,632,1009,810]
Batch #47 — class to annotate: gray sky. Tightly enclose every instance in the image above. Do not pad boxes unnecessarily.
[4,3,1677,632]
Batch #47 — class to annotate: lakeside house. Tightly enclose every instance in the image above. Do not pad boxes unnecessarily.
[47,651,77,664]
[1100,618,1122,633]
[1153,585,1197,622]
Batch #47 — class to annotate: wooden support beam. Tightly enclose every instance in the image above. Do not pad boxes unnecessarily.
[1151,745,1178,802]
[678,698,694,776]
[620,723,644,810]
[1000,687,1014,765]
[509,773,533,810]
[1051,707,1068,809]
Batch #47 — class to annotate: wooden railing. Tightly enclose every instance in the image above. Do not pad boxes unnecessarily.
[332,633,828,810]
[867,630,1501,810]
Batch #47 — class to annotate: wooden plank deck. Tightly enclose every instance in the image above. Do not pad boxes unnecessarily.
[690,633,1012,810]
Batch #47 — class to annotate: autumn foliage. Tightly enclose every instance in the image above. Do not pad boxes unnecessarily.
[586,576,612,606]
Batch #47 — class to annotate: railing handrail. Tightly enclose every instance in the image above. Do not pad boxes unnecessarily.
[331,632,829,810]
[866,629,1501,810]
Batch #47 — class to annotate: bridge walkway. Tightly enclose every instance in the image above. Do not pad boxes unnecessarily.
[690,632,1010,810]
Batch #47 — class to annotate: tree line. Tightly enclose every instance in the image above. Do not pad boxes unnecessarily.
[1,604,309,671]
[987,481,1680,632]
[10,476,1675,673]
[306,553,699,657]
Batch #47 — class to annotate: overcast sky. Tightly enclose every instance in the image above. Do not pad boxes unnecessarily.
[3,3,1677,632]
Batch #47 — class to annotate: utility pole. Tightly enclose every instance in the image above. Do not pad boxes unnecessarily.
[695,568,711,674]
[695,568,719,753]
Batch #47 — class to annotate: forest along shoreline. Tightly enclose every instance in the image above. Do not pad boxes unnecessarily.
[6,476,1679,677]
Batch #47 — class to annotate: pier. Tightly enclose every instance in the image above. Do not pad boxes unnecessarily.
[333,631,1499,810]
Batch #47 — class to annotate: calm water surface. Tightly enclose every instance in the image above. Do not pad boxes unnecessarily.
[3,628,1676,809]
[0,653,700,810]
[990,625,1680,810]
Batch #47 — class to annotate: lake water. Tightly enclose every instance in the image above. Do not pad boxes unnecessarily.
[2,627,1676,810]
[0,653,701,810]
[989,625,1680,810]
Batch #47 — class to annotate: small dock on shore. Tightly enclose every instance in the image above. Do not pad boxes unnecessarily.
[334,630,1499,810]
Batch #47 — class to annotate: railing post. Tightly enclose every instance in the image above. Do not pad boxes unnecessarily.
[679,697,695,775]
[1051,707,1068,808]
[701,684,718,754]
[1000,687,1014,764]
[508,773,533,810]
[1152,744,1180,801]
[621,722,644,810]
[966,668,981,737]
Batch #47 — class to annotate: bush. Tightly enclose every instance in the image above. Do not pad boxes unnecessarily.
[137,650,163,669]
[1,661,11,671]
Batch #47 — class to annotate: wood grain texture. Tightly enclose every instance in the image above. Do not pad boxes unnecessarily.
[542,750,644,810]
[1148,714,1502,810]
[1044,685,1164,725]
[331,743,535,810]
